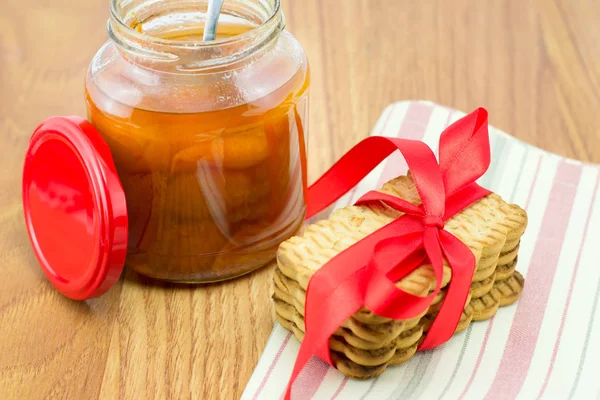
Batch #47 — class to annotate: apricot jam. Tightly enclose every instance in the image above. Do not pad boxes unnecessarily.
[85,1,309,282]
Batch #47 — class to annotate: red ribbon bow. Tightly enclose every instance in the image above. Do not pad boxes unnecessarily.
[283,108,493,399]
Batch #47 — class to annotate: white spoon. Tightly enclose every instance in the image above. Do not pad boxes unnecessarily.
[203,0,224,41]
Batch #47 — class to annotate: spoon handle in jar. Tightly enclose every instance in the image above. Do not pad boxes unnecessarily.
[203,0,224,41]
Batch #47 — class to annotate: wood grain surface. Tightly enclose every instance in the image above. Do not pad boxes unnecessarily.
[1,0,599,399]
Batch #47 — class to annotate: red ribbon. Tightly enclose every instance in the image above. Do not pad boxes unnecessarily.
[283,107,493,399]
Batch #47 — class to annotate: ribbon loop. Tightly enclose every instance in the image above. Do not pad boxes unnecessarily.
[357,190,423,218]
[439,108,491,197]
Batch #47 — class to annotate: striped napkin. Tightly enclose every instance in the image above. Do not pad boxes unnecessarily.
[242,101,600,400]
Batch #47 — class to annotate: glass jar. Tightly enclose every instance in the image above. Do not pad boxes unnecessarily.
[85,0,309,282]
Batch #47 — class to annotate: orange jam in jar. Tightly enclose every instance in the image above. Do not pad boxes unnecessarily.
[84,0,309,282]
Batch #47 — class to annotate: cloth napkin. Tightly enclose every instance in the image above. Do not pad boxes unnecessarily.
[242,101,600,400]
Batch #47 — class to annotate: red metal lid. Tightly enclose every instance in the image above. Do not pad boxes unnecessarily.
[22,116,128,300]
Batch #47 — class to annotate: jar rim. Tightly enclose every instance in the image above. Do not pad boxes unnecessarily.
[109,0,282,48]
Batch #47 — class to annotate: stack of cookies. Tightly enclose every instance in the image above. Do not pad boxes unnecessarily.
[272,173,528,378]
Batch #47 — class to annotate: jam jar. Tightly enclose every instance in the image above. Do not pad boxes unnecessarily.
[23,0,309,293]
[87,0,309,282]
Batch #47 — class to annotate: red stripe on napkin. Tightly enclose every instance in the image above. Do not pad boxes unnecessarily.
[485,161,582,400]
[253,332,293,400]
[455,154,543,399]
[536,173,600,399]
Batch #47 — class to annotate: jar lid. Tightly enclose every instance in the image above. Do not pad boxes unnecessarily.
[22,116,128,300]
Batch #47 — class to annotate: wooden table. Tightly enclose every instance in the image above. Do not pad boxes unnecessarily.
[1,0,599,399]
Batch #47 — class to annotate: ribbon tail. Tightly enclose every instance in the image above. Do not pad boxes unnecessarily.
[284,270,365,399]
[283,337,320,400]
[422,227,445,296]
[420,230,476,350]
[418,227,446,350]
[364,259,438,320]
[364,232,437,319]
[387,245,427,282]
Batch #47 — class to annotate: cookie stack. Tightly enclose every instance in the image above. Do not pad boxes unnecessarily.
[272,174,528,378]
